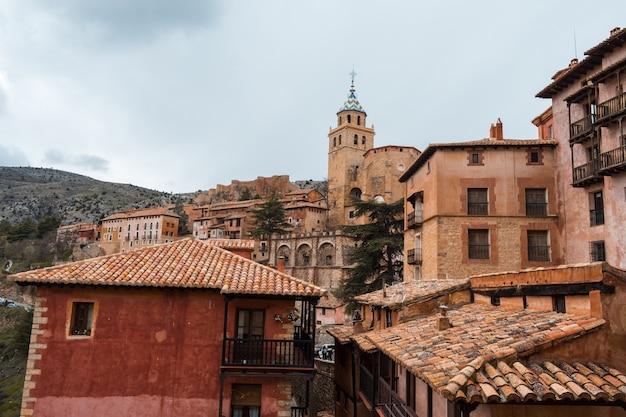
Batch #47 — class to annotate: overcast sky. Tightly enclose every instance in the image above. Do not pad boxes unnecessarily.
[0,2,623,193]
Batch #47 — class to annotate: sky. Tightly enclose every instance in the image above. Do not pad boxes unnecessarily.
[0,1,623,193]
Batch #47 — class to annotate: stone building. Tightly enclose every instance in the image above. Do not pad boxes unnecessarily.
[399,120,560,280]
[326,78,420,229]
[536,26,626,269]
[99,207,179,255]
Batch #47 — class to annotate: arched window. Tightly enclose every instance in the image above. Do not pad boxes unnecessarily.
[277,245,291,266]
[338,135,342,145]
[296,244,312,266]
[347,115,351,123]
[349,188,362,201]
[362,136,366,145]
[357,115,361,125]
[353,134,358,145]
[333,137,336,147]
[318,243,335,266]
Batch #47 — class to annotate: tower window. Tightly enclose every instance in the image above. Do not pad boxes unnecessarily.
[338,135,341,145]
[347,115,351,123]
[362,136,366,145]
[357,115,361,125]
[354,134,358,145]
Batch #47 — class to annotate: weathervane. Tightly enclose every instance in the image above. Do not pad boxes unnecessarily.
[349,67,357,92]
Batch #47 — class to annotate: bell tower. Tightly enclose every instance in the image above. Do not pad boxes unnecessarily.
[327,72,375,228]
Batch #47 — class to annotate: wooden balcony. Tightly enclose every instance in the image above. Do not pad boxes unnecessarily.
[406,210,422,229]
[572,160,603,187]
[222,338,314,370]
[569,113,596,142]
[377,377,418,417]
[407,248,422,265]
[599,144,626,175]
[597,91,626,124]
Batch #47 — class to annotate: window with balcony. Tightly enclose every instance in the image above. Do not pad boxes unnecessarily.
[467,188,488,215]
[590,240,606,262]
[527,230,550,262]
[589,191,604,226]
[525,188,547,216]
[468,229,490,259]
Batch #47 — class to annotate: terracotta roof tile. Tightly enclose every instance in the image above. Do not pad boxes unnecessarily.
[10,238,324,298]
[354,279,470,308]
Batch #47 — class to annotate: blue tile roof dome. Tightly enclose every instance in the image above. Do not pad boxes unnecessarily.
[338,80,365,113]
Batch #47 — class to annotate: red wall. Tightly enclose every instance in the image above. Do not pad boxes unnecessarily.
[28,286,296,416]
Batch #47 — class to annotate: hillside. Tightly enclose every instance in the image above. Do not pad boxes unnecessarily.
[0,167,197,225]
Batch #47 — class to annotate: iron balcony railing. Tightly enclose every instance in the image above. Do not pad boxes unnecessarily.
[570,113,596,141]
[599,144,626,174]
[377,377,418,417]
[406,210,423,228]
[597,91,626,122]
[290,407,307,417]
[528,245,551,262]
[223,338,314,368]
[590,208,605,226]
[526,202,547,216]
[407,248,422,265]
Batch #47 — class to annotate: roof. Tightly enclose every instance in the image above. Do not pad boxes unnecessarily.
[338,83,365,114]
[207,238,255,251]
[317,293,344,309]
[10,238,324,298]
[536,27,626,98]
[354,303,605,395]
[399,138,557,182]
[354,279,470,309]
[444,358,626,404]
[101,207,179,222]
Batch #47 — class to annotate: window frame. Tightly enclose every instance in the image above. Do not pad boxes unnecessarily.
[467,188,489,215]
[68,301,96,338]
[468,228,490,260]
[527,230,551,262]
[525,188,548,216]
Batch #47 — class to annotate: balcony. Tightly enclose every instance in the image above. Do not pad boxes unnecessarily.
[569,113,596,142]
[377,377,418,417]
[406,210,422,229]
[222,338,314,369]
[572,159,603,187]
[407,248,422,265]
[596,91,626,124]
[359,365,375,405]
[599,144,626,174]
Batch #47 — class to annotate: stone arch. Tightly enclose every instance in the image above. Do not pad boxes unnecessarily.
[277,244,291,266]
[295,244,312,266]
[318,242,335,266]
[349,188,362,201]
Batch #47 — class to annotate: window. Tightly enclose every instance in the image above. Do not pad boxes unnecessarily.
[70,302,94,336]
[468,150,483,165]
[590,241,605,262]
[354,134,358,145]
[526,149,543,165]
[530,152,539,163]
[362,136,366,145]
[321,307,326,316]
[472,153,479,164]
[525,188,547,216]
[349,210,355,218]
[347,115,351,123]
[231,384,261,417]
[385,309,392,327]
[590,191,604,226]
[553,295,566,313]
[357,115,361,125]
[548,125,553,139]
[467,188,488,215]
[468,229,490,259]
[527,230,550,261]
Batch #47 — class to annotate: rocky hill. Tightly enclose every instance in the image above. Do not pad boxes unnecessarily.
[0,167,197,225]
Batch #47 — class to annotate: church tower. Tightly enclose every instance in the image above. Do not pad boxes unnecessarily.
[327,75,375,228]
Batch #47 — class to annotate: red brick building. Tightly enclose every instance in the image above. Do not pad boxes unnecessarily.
[11,238,324,417]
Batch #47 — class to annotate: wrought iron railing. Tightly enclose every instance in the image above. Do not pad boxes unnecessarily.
[526,202,547,216]
[589,208,605,226]
[290,407,307,417]
[377,377,418,417]
[406,210,422,228]
[407,248,422,265]
[223,339,314,368]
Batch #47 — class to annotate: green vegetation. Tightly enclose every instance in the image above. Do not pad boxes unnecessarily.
[334,199,404,311]
[249,195,291,239]
[0,305,33,417]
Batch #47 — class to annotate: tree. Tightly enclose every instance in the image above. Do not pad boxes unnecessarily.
[334,199,404,311]
[36,215,61,238]
[249,196,291,264]
[249,196,291,239]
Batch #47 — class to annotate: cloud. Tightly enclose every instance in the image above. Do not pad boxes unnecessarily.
[0,70,11,117]
[35,0,222,44]
[44,150,109,172]
[0,145,29,166]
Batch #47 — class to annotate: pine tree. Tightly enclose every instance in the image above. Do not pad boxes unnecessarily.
[334,199,404,311]
[248,196,291,239]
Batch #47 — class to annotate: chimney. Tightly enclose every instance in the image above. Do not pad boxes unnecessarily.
[436,305,451,331]
[352,310,364,334]
[489,118,503,140]
[277,256,285,273]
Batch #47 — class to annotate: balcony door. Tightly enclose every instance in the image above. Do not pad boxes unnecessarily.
[235,310,264,364]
